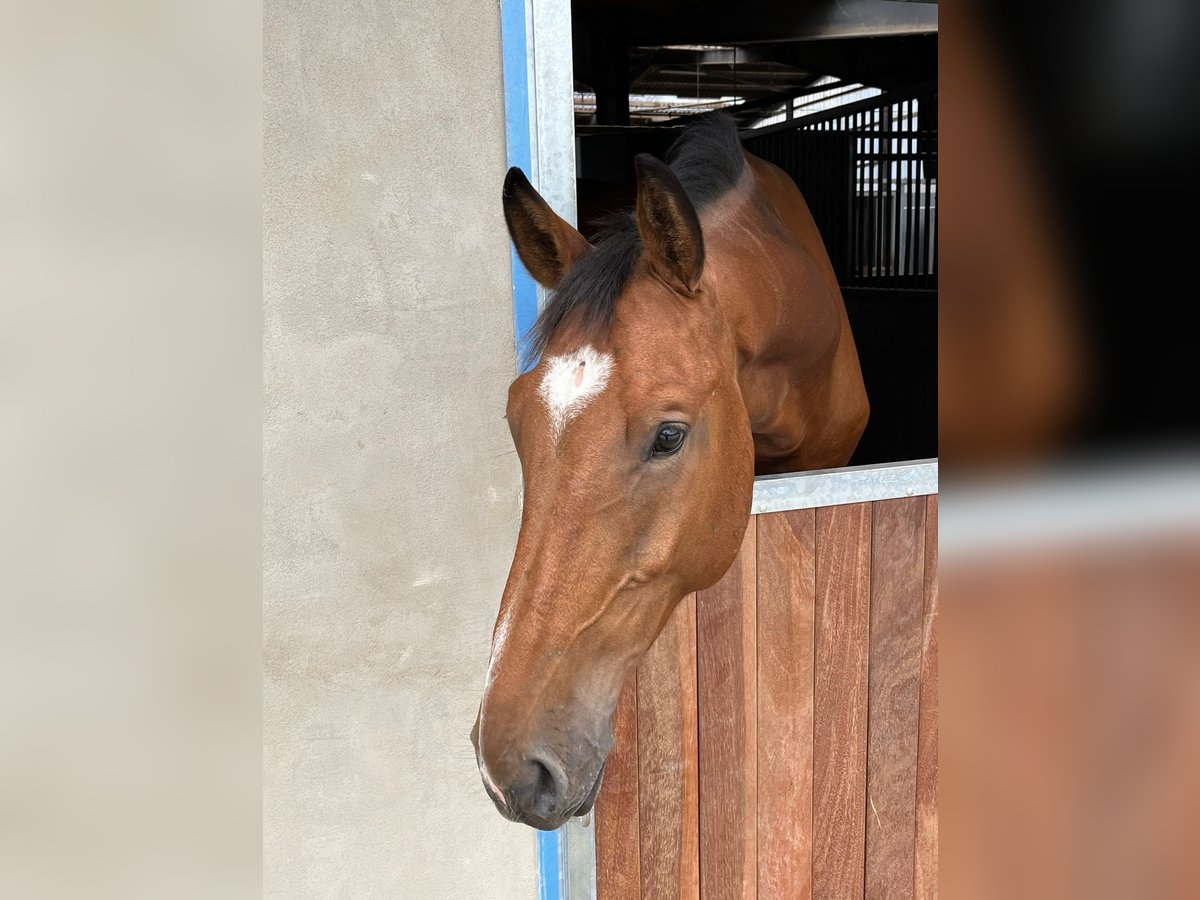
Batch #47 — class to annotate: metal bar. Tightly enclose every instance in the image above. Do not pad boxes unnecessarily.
[878,107,886,282]
[865,111,873,283]
[873,107,882,283]
[529,0,578,230]
[907,98,916,283]
[911,99,921,285]
[528,0,578,336]
[902,102,909,279]
[891,101,901,278]
[925,103,933,285]
[921,99,929,284]
[881,103,890,277]
[924,111,935,285]
[752,459,939,515]
[900,99,909,283]
[844,114,853,282]
[926,142,936,283]
[561,816,596,900]
[854,112,862,284]
[924,101,932,284]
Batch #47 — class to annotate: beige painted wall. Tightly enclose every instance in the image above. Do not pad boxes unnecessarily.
[263,1,534,896]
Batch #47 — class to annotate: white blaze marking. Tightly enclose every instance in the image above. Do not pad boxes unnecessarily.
[538,345,614,439]
[480,612,513,807]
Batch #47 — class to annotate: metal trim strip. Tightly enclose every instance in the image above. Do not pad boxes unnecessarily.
[752,459,939,515]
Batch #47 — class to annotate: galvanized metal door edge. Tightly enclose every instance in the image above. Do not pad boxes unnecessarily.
[752,458,939,514]
[500,0,592,897]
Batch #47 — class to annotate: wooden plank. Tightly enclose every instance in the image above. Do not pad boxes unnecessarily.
[865,497,926,900]
[913,496,938,900]
[813,502,872,900]
[698,521,758,900]
[756,509,816,900]
[637,593,700,900]
[596,671,639,900]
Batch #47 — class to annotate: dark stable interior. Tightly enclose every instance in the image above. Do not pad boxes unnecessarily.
[570,0,937,466]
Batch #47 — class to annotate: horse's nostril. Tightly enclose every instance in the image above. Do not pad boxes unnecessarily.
[503,751,569,826]
[530,754,567,804]
[528,756,563,805]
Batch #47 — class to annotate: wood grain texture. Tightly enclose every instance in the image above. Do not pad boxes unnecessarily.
[596,671,639,900]
[813,502,872,900]
[596,494,938,900]
[756,510,816,900]
[638,593,700,900]
[865,498,926,900]
[913,496,938,900]
[698,521,758,900]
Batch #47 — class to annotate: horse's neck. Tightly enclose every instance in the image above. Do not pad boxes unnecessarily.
[705,181,852,469]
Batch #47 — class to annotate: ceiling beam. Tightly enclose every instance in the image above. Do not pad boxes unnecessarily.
[574,0,937,46]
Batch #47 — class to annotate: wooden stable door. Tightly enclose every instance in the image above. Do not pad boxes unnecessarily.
[595,496,938,900]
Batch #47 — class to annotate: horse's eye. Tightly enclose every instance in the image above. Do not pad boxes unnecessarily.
[651,423,688,458]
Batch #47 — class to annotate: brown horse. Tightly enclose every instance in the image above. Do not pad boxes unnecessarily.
[471,115,867,829]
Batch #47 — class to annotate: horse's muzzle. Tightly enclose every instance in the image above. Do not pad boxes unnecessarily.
[471,715,610,830]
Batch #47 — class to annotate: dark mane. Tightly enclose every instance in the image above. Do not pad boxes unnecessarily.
[526,113,745,362]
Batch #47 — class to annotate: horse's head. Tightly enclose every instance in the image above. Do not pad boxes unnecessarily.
[472,157,754,829]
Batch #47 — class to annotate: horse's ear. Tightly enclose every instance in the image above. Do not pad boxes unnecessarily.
[503,168,590,289]
[633,154,704,292]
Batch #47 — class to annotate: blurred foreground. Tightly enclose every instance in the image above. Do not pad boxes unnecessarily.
[941,0,1200,894]
[943,464,1200,899]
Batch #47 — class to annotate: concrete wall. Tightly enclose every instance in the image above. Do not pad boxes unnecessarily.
[263,1,534,896]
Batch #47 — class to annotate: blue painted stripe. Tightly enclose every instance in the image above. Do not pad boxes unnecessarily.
[536,828,563,900]
[500,0,540,372]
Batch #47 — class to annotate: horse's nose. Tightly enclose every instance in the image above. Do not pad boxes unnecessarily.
[501,750,570,828]
[472,714,570,826]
